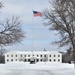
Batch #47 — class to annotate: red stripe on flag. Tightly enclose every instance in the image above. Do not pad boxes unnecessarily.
[34,12,42,17]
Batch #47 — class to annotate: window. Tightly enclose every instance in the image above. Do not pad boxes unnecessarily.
[15,55,17,57]
[11,55,13,57]
[28,59,30,62]
[58,59,60,62]
[54,59,56,62]
[24,55,26,57]
[37,59,39,62]
[21,55,22,57]
[24,59,26,62]
[40,55,42,57]
[7,59,9,62]
[49,55,51,57]
[28,55,30,57]
[7,55,9,57]
[37,55,39,57]
[15,59,17,61]
[58,55,60,57]
[44,55,46,57]
[11,59,13,61]
[40,59,42,61]
[54,55,56,57]
[49,59,51,61]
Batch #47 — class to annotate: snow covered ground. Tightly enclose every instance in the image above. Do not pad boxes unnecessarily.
[0,62,75,75]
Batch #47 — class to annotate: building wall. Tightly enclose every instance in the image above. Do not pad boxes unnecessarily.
[5,51,62,63]
[5,52,20,63]
[48,52,62,62]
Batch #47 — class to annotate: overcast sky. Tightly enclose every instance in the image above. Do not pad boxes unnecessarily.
[1,0,67,51]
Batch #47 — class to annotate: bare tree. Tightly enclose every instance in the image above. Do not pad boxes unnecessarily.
[0,16,24,46]
[0,2,3,8]
[0,2,24,46]
[43,0,75,67]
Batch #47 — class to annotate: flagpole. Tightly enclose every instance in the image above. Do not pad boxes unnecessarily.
[32,10,34,56]
[31,10,42,56]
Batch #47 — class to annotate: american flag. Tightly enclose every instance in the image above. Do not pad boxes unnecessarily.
[33,11,42,17]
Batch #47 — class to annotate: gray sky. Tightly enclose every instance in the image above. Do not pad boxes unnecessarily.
[1,0,67,51]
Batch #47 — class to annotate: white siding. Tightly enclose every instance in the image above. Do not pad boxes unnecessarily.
[5,51,62,63]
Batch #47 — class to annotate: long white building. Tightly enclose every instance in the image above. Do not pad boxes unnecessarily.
[5,51,62,63]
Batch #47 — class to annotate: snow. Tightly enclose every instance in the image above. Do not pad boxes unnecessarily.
[0,62,75,75]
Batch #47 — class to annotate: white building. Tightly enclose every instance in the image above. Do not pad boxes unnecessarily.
[5,51,62,63]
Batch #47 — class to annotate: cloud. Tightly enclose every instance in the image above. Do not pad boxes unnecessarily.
[5,40,66,51]
[24,28,58,41]
[1,0,67,51]
[2,0,49,15]
[1,0,49,24]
